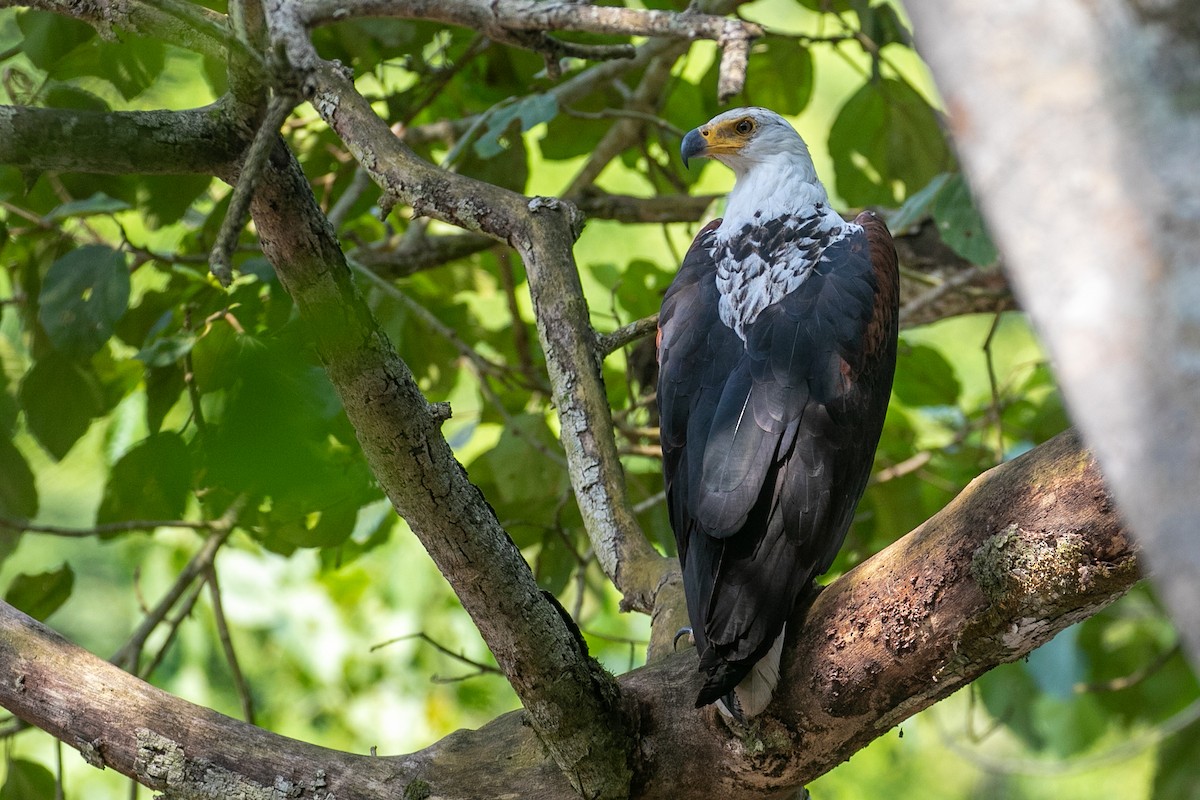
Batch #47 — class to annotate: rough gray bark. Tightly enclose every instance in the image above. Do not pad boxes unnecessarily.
[0,431,1135,799]
[243,143,635,799]
[909,0,1200,671]
[308,62,669,614]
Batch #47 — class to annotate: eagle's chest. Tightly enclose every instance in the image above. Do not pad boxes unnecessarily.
[710,209,846,340]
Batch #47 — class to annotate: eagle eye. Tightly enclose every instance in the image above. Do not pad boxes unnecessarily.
[735,118,754,135]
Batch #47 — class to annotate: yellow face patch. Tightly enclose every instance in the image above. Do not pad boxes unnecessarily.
[697,116,757,156]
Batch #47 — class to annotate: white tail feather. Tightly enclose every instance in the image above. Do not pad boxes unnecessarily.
[716,625,786,720]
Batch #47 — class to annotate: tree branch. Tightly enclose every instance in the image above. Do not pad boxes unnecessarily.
[0,104,243,175]
[0,430,1137,798]
[309,62,668,614]
[243,139,635,798]
[269,0,760,99]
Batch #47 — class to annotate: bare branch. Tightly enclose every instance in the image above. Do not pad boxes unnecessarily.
[284,0,760,97]
[109,498,245,673]
[0,518,214,538]
[205,566,255,725]
[598,315,660,357]
[210,94,298,285]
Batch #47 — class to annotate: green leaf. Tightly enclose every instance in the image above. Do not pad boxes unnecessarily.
[794,0,853,12]
[4,565,74,622]
[0,437,38,523]
[272,502,360,549]
[37,245,131,358]
[615,259,674,321]
[746,37,813,116]
[42,83,110,112]
[136,334,196,367]
[829,77,951,207]
[932,172,999,265]
[0,362,17,437]
[474,94,558,159]
[18,352,105,460]
[892,342,961,406]
[46,192,132,221]
[145,363,185,434]
[96,432,192,526]
[139,174,213,229]
[458,125,530,193]
[0,758,57,800]
[16,10,95,70]
[886,172,949,232]
[861,2,912,50]
[54,34,166,101]
[190,321,251,392]
[977,663,1045,750]
[1153,718,1200,800]
[535,529,578,595]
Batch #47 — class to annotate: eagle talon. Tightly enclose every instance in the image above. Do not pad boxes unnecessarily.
[715,692,747,725]
[672,627,694,650]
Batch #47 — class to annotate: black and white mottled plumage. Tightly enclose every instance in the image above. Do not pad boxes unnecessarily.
[659,108,899,718]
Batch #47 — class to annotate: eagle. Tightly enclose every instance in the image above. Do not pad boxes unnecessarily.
[657,107,899,719]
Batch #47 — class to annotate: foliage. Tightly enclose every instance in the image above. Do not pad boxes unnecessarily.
[0,1,1195,798]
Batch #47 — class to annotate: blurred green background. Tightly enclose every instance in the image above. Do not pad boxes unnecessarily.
[1,1,1197,798]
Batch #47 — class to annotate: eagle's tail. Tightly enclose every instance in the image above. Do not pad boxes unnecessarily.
[696,625,787,721]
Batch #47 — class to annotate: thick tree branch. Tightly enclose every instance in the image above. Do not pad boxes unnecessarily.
[267,0,760,100]
[0,104,243,175]
[0,430,1136,798]
[240,141,635,799]
[309,63,668,614]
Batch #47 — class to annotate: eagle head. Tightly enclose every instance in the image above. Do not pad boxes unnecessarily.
[681,107,816,179]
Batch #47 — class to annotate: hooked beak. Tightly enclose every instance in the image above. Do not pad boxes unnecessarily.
[680,128,706,169]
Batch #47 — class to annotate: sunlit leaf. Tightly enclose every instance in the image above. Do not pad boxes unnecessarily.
[37,245,131,358]
[16,10,95,70]
[745,37,813,115]
[829,77,951,206]
[474,94,558,159]
[5,564,74,622]
[46,192,131,221]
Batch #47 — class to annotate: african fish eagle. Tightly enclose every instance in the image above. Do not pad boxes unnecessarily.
[658,107,899,719]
